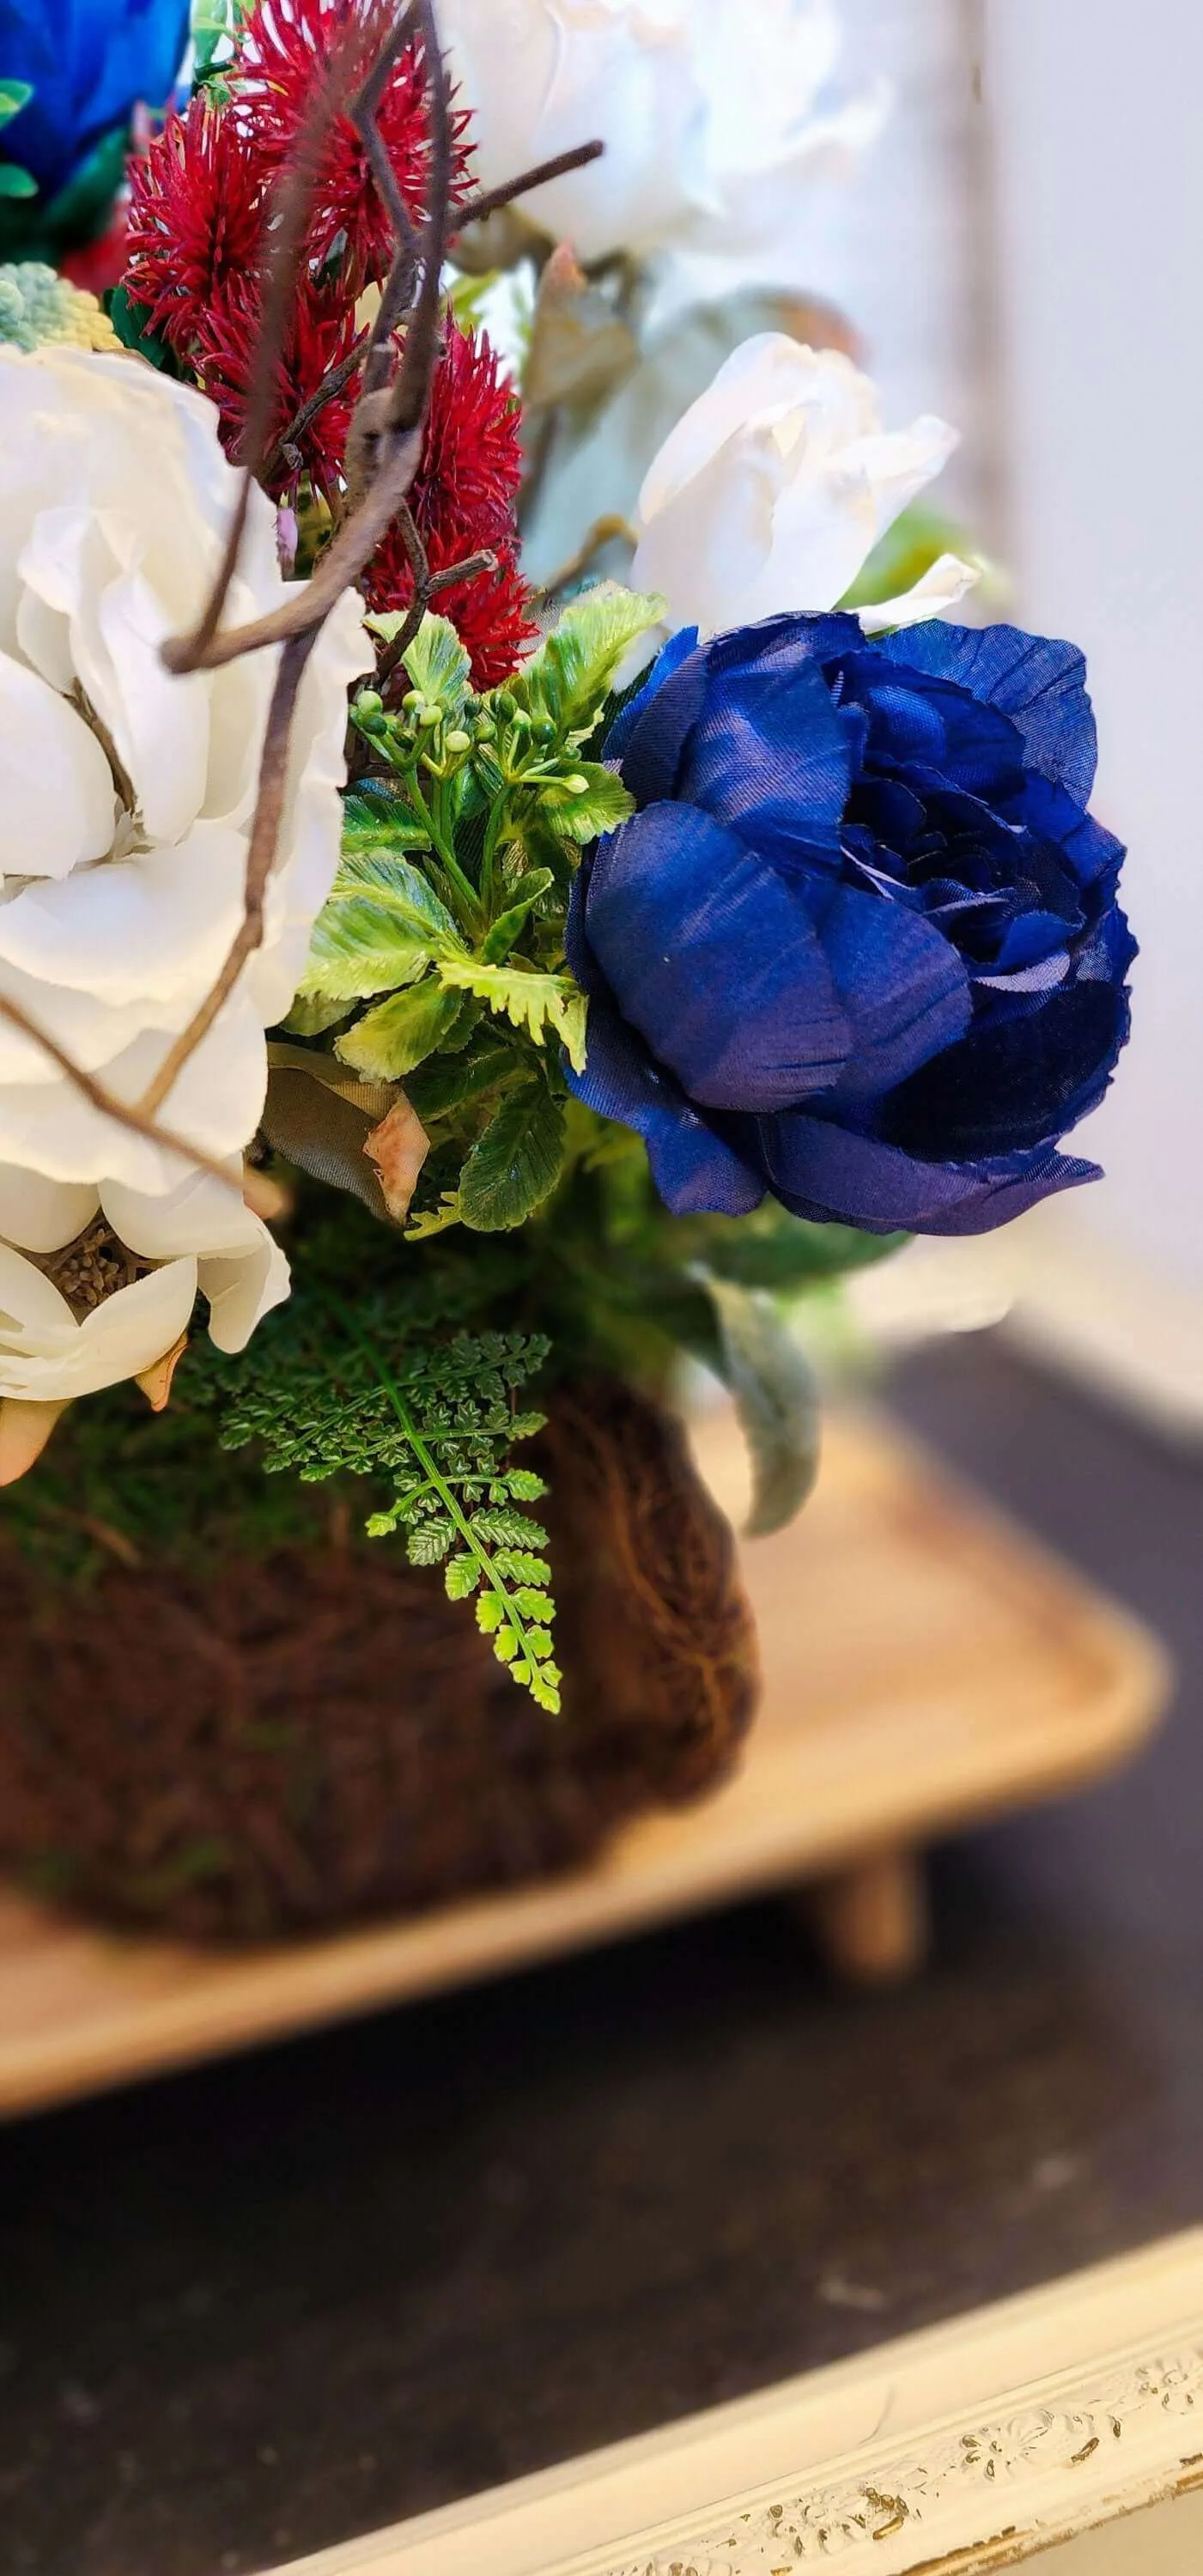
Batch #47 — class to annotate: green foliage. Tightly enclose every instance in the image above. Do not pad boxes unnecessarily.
[687,1267,820,1537]
[216,1291,561,1712]
[435,958,587,1072]
[0,82,33,198]
[459,1078,566,1231]
[507,584,665,744]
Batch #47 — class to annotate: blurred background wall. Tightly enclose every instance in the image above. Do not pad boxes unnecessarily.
[792,0,1203,1406]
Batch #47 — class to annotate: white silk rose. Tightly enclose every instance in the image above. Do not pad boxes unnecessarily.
[0,1161,289,1483]
[0,344,368,1197]
[629,336,980,641]
[437,0,881,267]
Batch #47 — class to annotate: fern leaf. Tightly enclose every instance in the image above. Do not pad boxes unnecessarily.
[436,958,588,1072]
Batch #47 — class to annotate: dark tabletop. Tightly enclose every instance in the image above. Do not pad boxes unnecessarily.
[3,1333,1203,2576]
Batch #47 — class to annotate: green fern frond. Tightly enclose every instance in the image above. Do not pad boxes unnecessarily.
[217,1307,560,1713]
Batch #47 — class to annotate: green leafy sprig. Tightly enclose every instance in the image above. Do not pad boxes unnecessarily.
[216,1295,562,1713]
[289,586,663,1240]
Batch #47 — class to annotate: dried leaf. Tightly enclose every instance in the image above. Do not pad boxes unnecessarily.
[363,1096,431,1224]
[135,1331,190,1414]
[0,1398,70,1485]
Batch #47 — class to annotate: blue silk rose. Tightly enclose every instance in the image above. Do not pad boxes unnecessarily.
[565,614,1135,1236]
[0,0,187,200]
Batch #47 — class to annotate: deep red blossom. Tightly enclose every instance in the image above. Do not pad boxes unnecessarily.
[229,0,475,288]
[363,322,538,689]
[125,96,266,359]
[193,271,362,502]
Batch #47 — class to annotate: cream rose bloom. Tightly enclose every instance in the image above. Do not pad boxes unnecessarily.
[0,344,368,1196]
[438,0,881,268]
[0,1160,289,1481]
[629,336,980,641]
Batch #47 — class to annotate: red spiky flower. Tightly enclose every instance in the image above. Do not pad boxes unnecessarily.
[228,0,475,288]
[192,270,362,502]
[125,96,267,361]
[362,321,538,690]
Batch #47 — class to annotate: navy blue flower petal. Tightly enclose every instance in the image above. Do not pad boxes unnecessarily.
[605,624,699,770]
[751,1109,1100,1236]
[681,647,854,875]
[872,622,1099,804]
[836,658,1027,804]
[879,975,1131,1158]
[808,882,974,1107]
[615,645,712,808]
[568,990,764,1217]
[583,803,852,1110]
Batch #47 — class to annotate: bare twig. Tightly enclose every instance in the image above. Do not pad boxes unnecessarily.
[138,631,319,1117]
[261,325,372,483]
[453,139,605,236]
[375,519,499,690]
[535,513,637,602]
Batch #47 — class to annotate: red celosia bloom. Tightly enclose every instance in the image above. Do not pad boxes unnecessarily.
[362,322,538,690]
[229,0,475,288]
[125,96,266,359]
[193,271,362,502]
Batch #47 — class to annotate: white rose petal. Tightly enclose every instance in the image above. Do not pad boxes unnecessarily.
[857,550,982,635]
[0,647,115,881]
[438,0,879,265]
[631,337,970,638]
[0,346,368,1201]
[0,1154,290,1407]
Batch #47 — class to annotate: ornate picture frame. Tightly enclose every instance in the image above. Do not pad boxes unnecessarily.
[270,2234,1203,2575]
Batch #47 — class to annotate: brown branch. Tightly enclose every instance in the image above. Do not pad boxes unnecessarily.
[164,426,422,674]
[452,139,605,236]
[173,2,397,671]
[261,325,372,484]
[137,631,319,1118]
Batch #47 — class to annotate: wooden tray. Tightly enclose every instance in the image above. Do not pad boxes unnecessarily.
[0,1409,1170,2121]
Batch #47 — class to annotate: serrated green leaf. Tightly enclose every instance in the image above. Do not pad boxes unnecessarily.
[445,1553,482,1601]
[459,1080,566,1232]
[473,1506,550,1547]
[365,610,471,717]
[404,1191,463,1241]
[512,583,665,742]
[300,896,435,1001]
[407,1522,454,1566]
[337,977,464,1079]
[690,1267,819,1539]
[404,1042,518,1122]
[499,1473,548,1504]
[477,1593,505,1634]
[342,792,430,854]
[482,870,555,964]
[537,762,634,845]
[334,849,464,946]
[493,1549,552,1583]
[490,1626,519,1663]
[280,989,349,1038]
[512,1589,554,1622]
[437,957,587,1071]
[0,164,36,198]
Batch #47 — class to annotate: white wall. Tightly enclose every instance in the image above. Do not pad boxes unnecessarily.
[981,0,1203,1290]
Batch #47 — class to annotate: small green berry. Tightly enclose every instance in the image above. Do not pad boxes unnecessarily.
[495,690,517,720]
[418,702,441,728]
[402,689,424,714]
[532,717,556,745]
[564,775,589,795]
[474,715,496,744]
[356,689,384,718]
[445,728,471,755]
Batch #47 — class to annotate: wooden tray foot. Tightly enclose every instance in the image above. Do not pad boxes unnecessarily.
[809,1849,930,1987]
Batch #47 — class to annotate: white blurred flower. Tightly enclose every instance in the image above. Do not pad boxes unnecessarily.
[630,335,979,638]
[0,345,368,1197]
[0,1159,289,1481]
[438,0,883,267]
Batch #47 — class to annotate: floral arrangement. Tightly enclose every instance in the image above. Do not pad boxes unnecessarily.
[0,0,1134,1741]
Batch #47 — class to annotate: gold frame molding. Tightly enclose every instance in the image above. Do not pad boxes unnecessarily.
[273,2234,1203,2575]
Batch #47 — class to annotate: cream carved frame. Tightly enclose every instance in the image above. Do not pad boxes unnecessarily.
[272,2234,1203,2576]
